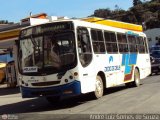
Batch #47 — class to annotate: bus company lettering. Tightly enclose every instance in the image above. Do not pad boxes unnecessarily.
[104,65,120,72]
[23,67,38,73]
[42,24,65,33]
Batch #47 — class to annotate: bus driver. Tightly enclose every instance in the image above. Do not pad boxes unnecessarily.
[50,40,62,68]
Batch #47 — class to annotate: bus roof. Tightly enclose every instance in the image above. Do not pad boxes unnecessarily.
[0,29,20,41]
[19,18,145,38]
[81,17,143,32]
[0,16,144,41]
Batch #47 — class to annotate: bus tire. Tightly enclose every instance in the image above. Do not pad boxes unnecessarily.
[0,77,5,84]
[125,68,140,87]
[0,79,3,84]
[132,68,140,87]
[94,75,104,99]
[46,96,60,104]
[125,82,132,88]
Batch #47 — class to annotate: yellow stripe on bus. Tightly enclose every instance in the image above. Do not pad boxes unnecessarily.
[82,17,143,32]
[0,29,20,40]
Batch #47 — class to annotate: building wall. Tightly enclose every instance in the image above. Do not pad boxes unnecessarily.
[144,28,160,48]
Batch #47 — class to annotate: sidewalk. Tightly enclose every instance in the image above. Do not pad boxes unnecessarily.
[0,83,22,106]
[0,83,7,88]
[0,83,20,96]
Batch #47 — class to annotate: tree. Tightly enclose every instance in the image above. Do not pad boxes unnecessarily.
[121,11,138,23]
[0,20,14,24]
[111,9,126,20]
[142,11,154,22]
[91,0,160,30]
[0,20,8,24]
[92,8,112,18]
[145,18,160,29]
[151,0,160,2]
[133,0,142,6]
[115,5,119,10]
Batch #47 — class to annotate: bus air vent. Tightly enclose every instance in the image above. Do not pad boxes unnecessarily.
[31,81,60,86]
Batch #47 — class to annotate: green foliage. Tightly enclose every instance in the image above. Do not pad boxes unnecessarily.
[0,20,9,24]
[146,2,160,12]
[121,11,138,24]
[146,18,160,28]
[92,8,112,18]
[91,0,160,30]
[133,0,142,6]
[0,20,14,24]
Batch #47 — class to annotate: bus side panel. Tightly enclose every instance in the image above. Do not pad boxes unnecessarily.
[77,55,98,94]
[123,53,137,82]
[79,54,114,93]
[105,54,124,87]
[136,54,151,79]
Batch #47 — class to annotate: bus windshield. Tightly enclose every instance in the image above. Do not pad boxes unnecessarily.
[18,22,77,75]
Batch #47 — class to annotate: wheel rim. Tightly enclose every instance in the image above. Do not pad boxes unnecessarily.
[135,69,140,85]
[95,77,103,98]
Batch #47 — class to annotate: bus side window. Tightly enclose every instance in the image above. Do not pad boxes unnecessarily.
[144,37,149,53]
[91,29,105,54]
[128,35,137,53]
[136,36,145,54]
[117,33,129,53]
[77,27,92,67]
[104,31,118,53]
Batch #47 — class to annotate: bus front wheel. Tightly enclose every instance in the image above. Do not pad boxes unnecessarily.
[94,75,104,99]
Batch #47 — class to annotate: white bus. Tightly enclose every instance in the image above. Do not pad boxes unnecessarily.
[17,17,151,103]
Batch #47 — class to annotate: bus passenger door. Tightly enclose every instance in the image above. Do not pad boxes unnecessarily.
[116,33,131,84]
[121,53,131,82]
[77,27,95,93]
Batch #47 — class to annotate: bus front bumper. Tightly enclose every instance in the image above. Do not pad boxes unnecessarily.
[20,81,81,98]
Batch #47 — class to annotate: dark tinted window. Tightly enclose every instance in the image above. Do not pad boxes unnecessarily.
[136,36,145,53]
[117,33,129,53]
[104,31,118,53]
[77,27,92,67]
[91,29,105,54]
[128,35,137,53]
[144,37,149,53]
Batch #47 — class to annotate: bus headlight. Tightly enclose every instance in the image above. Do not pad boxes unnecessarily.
[69,75,73,79]
[74,72,78,76]
[25,83,28,86]
[65,79,68,83]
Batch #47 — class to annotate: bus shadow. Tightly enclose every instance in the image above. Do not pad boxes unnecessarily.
[0,85,20,96]
[0,97,86,114]
[0,85,129,114]
[104,85,127,95]
[150,73,160,76]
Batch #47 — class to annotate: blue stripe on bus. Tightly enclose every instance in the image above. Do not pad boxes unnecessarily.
[20,80,81,98]
[122,53,137,74]
[129,53,137,64]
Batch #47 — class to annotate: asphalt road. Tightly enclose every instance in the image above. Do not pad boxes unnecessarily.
[0,74,160,120]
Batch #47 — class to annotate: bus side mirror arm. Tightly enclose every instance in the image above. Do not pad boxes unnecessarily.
[10,51,13,57]
[7,48,13,57]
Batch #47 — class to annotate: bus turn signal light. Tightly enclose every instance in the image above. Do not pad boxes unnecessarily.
[74,72,78,76]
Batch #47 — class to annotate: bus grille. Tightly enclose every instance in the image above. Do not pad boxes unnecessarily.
[31,81,60,86]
